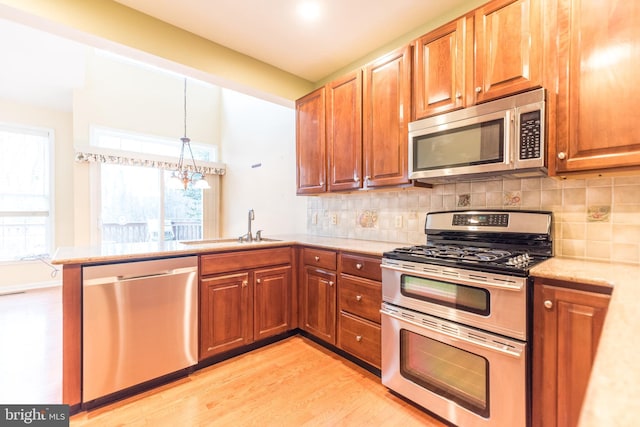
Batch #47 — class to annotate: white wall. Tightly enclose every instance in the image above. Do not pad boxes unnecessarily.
[219,89,306,237]
[0,98,73,289]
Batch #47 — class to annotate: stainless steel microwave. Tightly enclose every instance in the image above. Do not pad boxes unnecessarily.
[408,88,546,184]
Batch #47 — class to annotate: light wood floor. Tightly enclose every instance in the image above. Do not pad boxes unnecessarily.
[71,336,447,426]
[0,286,62,404]
[1,286,446,426]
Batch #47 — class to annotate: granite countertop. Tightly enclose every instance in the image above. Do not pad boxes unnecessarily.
[531,258,640,427]
[51,234,404,265]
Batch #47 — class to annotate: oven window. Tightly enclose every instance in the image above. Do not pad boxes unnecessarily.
[412,119,504,171]
[401,275,490,315]
[400,329,489,418]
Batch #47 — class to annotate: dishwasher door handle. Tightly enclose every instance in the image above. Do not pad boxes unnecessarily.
[117,266,196,281]
[84,266,197,286]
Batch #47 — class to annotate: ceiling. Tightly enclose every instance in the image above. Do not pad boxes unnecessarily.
[0,1,473,111]
[112,0,472,82]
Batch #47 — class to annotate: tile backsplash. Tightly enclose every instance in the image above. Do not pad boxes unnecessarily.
[306,175,640,265]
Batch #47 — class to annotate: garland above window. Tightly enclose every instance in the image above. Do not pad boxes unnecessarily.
[74,147,225,176]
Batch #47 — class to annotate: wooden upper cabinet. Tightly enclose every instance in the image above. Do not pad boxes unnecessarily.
[296,87,326,194]
[413,16,472,120]
[363,45,412,188]
[327,70,363,192]
[474,0,543,103]
[551,0,640,175]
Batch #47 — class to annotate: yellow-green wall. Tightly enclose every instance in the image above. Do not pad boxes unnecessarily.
[0,0,314,102]
[1,0,489,100]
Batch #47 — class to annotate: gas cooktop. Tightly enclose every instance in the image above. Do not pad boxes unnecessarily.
[383,210,554,276]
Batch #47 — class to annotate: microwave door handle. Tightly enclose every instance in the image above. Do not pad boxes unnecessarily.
[505,109,513,165]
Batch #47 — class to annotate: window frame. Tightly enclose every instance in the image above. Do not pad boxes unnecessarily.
[0,122,55,262]
[87,127,219,245]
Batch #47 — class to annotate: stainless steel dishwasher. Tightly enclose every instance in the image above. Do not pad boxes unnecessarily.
[82,256,198,403]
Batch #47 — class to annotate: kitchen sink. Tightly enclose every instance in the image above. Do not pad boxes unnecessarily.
[179,238,282,245]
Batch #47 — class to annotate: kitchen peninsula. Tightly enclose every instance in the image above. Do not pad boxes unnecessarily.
[52,235,401,412]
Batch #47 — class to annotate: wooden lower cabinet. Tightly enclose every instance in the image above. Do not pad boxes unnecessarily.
[532,279,611,427]
[337,253,382,369]
[254,266,291,341]
[200,272,252,358]
[199,248,292,360]
[302,266,337,345]
[338,313,381,368]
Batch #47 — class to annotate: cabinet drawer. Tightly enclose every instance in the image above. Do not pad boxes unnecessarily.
[338,312,381,368]
[302,247,337,271]
[340,252,381,281]
[339,275,381,323]
[201,247,291,276]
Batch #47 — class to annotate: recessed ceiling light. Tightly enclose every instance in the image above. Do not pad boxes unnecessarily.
[297,1,322,22]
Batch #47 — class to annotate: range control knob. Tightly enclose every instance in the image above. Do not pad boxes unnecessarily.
[507,253,531,267]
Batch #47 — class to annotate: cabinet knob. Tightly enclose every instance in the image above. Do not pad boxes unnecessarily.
[557,152,567,160]
[355,263,363,270]
[356,335,362,342]
[256,278,261,284]
[328,281,334,287]
[544,300,553,309]
[456,92,462,99]
[475,86,482,93]
[314,256,320,262]
[354,174,359,182]
[242,280,248,288]
[356,295,362,302]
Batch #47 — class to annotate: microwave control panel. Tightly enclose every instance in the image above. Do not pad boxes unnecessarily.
[519,110,541,160]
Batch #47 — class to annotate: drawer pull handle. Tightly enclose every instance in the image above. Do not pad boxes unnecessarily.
[355,263,363,270]
[356,295,362,302]
[356,335,362,342]
[314,256,320,262]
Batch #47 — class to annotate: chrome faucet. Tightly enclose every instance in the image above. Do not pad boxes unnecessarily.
[239,209,255,242]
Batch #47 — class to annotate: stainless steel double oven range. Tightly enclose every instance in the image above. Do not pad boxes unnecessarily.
[381,210,553,427]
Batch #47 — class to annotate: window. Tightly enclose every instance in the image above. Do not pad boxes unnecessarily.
[0,124,52,261]
[93,128,211,244]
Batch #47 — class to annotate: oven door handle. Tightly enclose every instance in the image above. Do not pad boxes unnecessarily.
[381,264,524,291]
[381,307,524,358]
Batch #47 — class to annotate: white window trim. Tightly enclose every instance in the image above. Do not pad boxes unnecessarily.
[0,122,55,263]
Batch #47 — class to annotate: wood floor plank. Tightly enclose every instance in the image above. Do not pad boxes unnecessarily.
[70,336,446,426]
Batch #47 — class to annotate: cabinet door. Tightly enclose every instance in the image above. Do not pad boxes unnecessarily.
[413,16,472,119]
[474,0,542,103]
[327,70,363,191]
[532,283,610,427]
[363,45,411,188]
[302,267,337,345]
[254,266,292,341]
[552,0,640,174]
[296,87,326,194]
[200,272,251,359]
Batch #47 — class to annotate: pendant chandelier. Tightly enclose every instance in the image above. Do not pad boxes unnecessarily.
[168,78,210,190]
